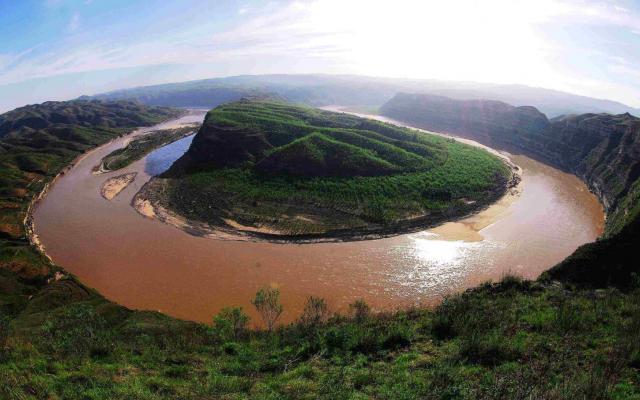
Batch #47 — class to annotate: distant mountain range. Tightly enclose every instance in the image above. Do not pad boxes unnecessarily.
[83,74,640,118]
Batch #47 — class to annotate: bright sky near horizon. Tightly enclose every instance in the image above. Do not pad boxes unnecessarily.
[1,0,639,112]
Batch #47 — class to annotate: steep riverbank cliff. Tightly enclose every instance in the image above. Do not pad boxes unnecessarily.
[380,93,640,234]
[380,93,640,288]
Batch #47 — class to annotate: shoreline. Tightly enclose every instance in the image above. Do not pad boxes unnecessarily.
[93,123,200,175]
[132,154,522,244]
[24,111,189,269]
[28,105,606,324]
[131,107,523,244]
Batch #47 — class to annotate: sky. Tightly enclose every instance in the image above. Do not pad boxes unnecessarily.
[1,0,639,112]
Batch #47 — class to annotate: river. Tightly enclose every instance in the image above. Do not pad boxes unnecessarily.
[32,109,604,325]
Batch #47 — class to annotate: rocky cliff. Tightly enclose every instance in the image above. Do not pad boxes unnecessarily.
[380,92,640,288]
[380,93,640,234]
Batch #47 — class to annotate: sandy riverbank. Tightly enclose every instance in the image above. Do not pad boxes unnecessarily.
[101,173,137,200]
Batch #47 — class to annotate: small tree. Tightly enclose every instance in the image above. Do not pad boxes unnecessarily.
[252,286,283,332]
[213,307,249,341]
[299,296,329,328]
[349,299,370,322]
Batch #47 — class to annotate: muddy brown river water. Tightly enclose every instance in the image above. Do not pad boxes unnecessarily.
[32,109,604,325]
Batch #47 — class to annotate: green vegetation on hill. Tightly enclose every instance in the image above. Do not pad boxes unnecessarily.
[98,125,198,172]
[0,100,180,279]
[380,93,640,235]
[256,132,398,177]
[155,100,510,237]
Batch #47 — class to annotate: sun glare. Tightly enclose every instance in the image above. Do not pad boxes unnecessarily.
[299,0,568,87]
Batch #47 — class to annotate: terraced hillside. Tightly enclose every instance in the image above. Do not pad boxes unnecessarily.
[0,100,180,279]
[147,100,512,238]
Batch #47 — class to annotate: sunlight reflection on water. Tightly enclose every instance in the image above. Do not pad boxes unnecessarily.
[389,232,503,295]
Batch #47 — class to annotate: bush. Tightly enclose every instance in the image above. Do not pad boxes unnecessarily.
[381,323,414,350]
[213,306,250,341]
[252,286,284,332]
[298,296,329,329]
[458,332,517,366]
[349,299,370,322]
[40,303,110,357]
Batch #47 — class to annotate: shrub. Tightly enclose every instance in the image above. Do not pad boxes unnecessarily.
[349,299,370,322]
[322,324,377,354]
[298,296,329,329]
[40,303,110,357]
[431,312,456,340]
[458,332,516,366]
[381,323,414,350]
[252,286,284,332]
[213,306,250,341]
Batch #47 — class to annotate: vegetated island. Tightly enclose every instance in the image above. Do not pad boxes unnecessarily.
[95,124,199,173]
[134,100,516,241]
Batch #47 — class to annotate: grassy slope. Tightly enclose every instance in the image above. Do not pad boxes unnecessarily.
[99,125,198,172]
[2,273,639,399]
[161,101,510,234]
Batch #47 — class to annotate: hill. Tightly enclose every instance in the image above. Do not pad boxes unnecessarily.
[255,132,399,177]
[380,92,640,287]
[0,100,180,279]
[86,74,640,118]
[140,100,511,239]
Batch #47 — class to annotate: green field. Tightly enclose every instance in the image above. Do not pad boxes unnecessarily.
[160,101,511,236]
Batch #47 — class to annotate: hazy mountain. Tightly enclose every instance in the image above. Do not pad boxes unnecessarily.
[84,74,640,118]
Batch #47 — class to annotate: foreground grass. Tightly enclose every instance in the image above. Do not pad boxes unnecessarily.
[2,274,639,399]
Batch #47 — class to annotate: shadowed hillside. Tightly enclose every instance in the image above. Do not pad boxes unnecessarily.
[380,92,640,288]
